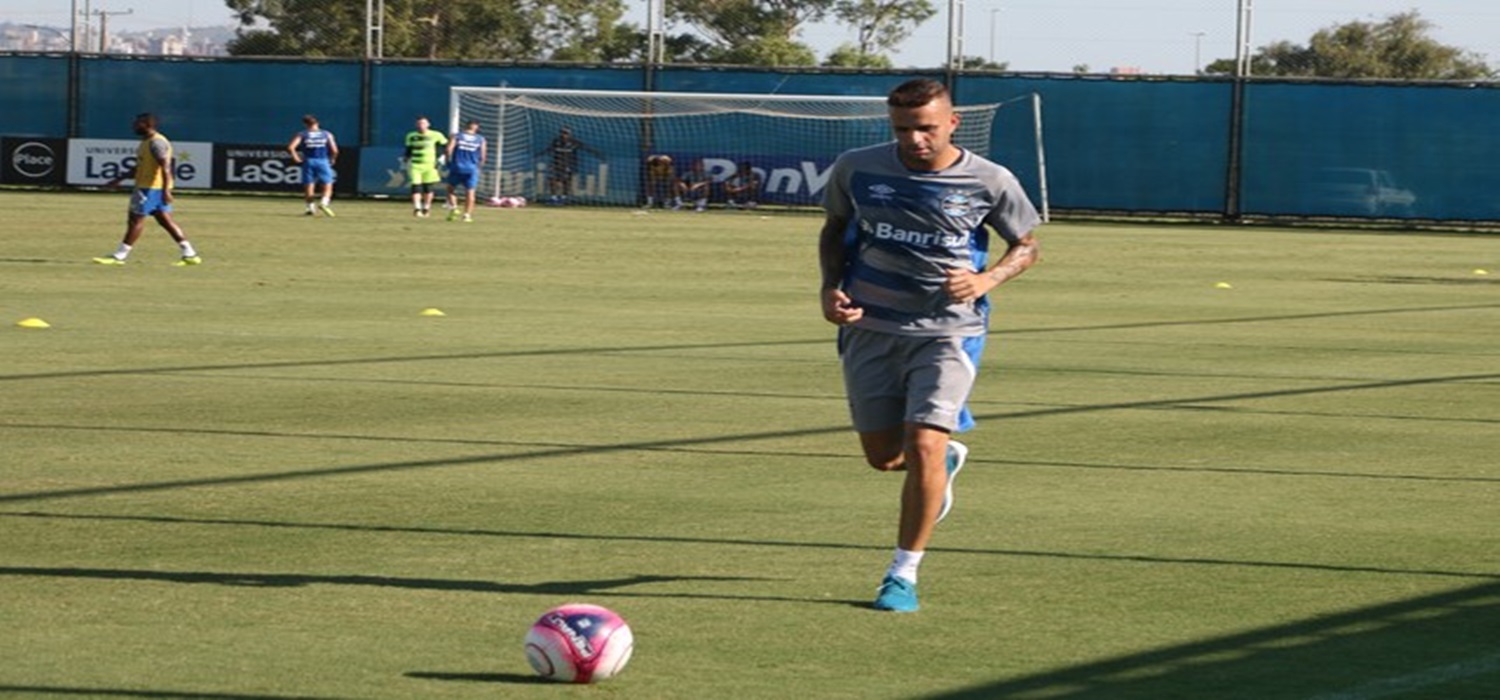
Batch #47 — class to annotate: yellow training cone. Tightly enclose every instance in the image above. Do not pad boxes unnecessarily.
[1474,269,1490,276]
[420,308,446,317]
[1214,282,1233,289]
[17,317,51,329]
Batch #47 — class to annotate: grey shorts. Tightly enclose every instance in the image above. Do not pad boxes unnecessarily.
[839,326,980,433]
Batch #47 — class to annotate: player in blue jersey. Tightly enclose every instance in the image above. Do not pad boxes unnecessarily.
[287,114,339,217]
[819,78,1042,612]
[92,112,202,266]
[444,119,487,222]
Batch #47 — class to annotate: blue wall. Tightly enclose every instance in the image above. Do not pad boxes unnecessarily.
[2,53,1497,221]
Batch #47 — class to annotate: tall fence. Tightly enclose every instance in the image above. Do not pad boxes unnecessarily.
[2,53,1498,223]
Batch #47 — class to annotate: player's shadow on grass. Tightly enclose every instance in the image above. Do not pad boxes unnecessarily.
[0,565,751,595]
[0,565,864,606]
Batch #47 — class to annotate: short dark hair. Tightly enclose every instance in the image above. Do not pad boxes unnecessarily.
[134,112,157,127]
[302,114,318,127]
[886,78,951,109]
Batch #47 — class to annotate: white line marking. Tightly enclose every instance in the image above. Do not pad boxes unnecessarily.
[1308,651,1500,700]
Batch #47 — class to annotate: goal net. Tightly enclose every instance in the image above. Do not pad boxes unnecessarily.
[447,87,1044,211]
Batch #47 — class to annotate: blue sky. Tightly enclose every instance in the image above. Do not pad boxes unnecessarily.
[4,0,1497,74]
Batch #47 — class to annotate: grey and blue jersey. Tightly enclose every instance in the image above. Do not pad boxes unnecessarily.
[450,132,485,172]
[823,142,1041,338]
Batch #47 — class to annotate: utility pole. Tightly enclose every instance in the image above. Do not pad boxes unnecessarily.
[1191,31,1206,74]
[1234,0,1254,77]
[94,8,132,53]
[365,0,384,59]
[946,0,965,71]
[989,7,999,64]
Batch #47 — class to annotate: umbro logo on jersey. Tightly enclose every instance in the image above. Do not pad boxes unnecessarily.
[868,183,897,200]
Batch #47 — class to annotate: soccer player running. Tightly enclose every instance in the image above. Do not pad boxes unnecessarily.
[818,78,1041,612]
[287,114,339,217]
[444,119,487,222]
[92,112,202,266]
[404,116,448,217]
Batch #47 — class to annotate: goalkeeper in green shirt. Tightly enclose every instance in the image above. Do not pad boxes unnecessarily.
[404,116,449,217]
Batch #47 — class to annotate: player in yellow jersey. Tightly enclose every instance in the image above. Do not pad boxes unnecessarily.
[403,116,448,217]
[93,113,202,266]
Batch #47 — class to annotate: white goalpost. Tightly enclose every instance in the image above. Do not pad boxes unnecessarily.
[447,86,1048,214]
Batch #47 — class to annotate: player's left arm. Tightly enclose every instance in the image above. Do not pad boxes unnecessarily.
[156,139,175,203]
[160,160,175,203]
[944,231,1039,303]
[328,133,339,164]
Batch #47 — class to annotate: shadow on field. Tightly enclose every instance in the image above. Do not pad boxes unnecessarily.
[928,580,1500,700]
[2,299,1495,384]
[0,685,343,699]
[4,511,1496,584]
[0,565,781,600]
[3,363,1497,507]
[403,671,549,685]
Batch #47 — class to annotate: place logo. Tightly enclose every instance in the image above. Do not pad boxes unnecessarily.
[2,137,67,185]
[12,141,56,178]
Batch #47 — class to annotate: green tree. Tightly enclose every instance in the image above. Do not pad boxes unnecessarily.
[224,0,630,60]
[958,55,1007,71]
[823,43,893,68]
[1204,10,1494,79]
[669,0,833,65]
[830,0,935,66]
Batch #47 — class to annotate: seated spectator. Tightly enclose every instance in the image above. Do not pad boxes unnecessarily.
[724,161,762,209]
[644,154,676,208]
[676,159,711,212]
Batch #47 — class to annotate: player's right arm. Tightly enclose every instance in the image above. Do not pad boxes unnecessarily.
[287,132,304,163]
[819,213,862,326]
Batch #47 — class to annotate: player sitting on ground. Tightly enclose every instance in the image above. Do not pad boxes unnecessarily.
[723,161,762,209]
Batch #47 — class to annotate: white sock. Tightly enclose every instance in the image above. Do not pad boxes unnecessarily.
[887,548,924,584]
[113,243,132,259]
[320,196,331,207]
[179,241,197,258]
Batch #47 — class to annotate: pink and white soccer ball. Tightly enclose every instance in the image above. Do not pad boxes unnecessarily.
[489,195,527,208]
[524,603,634,683]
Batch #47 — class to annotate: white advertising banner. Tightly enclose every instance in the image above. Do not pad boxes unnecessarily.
[67,138,214,189]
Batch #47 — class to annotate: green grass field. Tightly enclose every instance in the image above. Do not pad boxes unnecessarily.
[2,191,1496,699]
